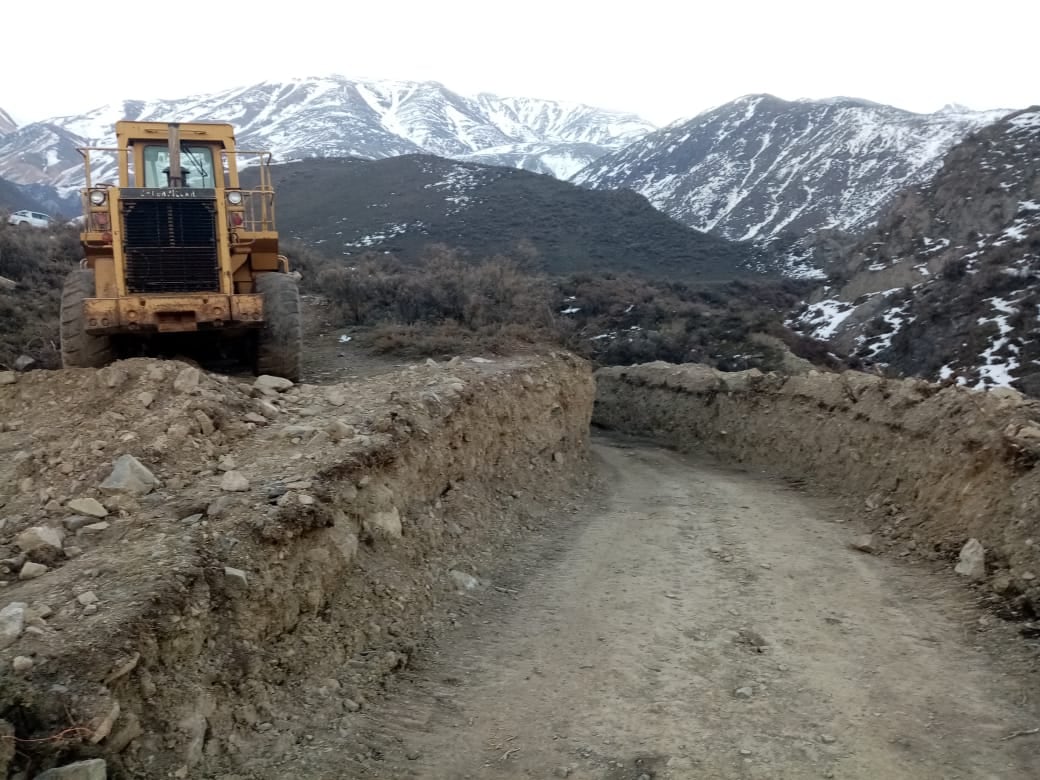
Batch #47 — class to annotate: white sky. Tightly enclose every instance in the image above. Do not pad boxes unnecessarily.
[2,0,1037,126]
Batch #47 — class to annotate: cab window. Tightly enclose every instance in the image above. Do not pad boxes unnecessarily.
[142,144,217,188]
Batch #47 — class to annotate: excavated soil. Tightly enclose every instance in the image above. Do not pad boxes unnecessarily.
[0,350,595,778]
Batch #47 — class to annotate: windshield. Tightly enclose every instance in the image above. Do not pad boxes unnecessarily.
[142,144,217,188]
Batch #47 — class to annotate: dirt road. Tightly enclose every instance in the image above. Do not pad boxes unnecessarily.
[292,435,1040,779]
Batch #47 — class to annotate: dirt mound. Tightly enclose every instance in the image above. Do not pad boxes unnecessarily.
[594,363,1040,619]
[0,352,594,778]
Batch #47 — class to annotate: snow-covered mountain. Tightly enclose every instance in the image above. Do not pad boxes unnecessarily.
[572,94,1009,243]
[0,109,16,137]
[791,106,1040,393]
[0,77,655,192]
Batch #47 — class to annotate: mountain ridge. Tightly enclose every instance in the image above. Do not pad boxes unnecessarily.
[573,94,1009,244]
[0,76,655,192]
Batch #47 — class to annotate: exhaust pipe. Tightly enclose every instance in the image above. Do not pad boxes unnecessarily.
[167,122,182,188]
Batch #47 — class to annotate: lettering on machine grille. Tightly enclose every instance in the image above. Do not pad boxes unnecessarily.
[120,188,217,200]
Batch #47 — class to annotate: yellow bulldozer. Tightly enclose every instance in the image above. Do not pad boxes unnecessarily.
[62,120,302,380]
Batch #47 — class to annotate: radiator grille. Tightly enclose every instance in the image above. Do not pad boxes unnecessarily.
[122,200,219,293]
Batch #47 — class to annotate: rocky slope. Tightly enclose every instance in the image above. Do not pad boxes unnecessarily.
[0,77,655,191]
[250,155,760,281]
[791,107,1040,392]
[573,95,1007,247]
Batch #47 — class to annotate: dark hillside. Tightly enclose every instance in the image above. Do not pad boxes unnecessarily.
[245,155,761,281]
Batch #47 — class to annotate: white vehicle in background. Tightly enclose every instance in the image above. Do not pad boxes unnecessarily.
[7,209,52,228]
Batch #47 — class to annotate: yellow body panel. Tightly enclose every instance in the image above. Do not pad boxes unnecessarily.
[84,294,264,334]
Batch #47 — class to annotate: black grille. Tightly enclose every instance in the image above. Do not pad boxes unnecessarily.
[122,200,219,293]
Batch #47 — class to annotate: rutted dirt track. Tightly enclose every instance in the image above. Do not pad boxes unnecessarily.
[333,437,1040,780]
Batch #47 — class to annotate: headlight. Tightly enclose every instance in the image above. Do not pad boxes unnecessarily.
[89,190,107,206]
[226,191,244,205]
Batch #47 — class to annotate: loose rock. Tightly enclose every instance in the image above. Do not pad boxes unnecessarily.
[100,454,160,497]
[13,355,35,372]
[954,538,986,581]
[449,570,480,591]
[19,562,48,580]
[12,656,33,672]
[194,410,216,436]
[850,534,877,554]
[734,686,754,699]
[173,366,201,393]
[67,498,109,518]
[0,602,26,648]
[254,375,294,393]
[76,591,99,606]
[256,400,280,419]
[221,471,250,492]
[224,567,248,588]
[0,371,16,385]
[16,526,65,556]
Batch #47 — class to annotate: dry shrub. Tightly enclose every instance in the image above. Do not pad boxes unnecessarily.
[0,222,81,369]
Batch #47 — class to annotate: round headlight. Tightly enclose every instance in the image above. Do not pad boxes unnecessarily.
[226,191,244,206]
[89,190,107,206]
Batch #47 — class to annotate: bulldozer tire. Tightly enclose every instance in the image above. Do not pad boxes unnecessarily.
[255,271,302,382]
[60,269,114,369]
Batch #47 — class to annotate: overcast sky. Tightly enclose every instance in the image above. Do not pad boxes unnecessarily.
[3,0,1037,126]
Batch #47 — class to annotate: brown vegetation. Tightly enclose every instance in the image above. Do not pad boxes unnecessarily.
[290,241,819,371]
[0,221,80,370]
[0,225,825,375]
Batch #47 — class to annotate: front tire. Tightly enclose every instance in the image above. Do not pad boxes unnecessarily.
[60,269,114,369]
[255,272,302,382]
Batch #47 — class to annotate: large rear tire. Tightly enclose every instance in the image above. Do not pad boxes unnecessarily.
[255,272,302,382]
[60,269,114,369]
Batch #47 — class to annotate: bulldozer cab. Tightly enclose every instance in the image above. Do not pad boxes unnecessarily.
[62,121,302,380]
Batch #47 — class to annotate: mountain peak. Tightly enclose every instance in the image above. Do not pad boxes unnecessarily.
[573,94,1005,246]
[0,77,656,192]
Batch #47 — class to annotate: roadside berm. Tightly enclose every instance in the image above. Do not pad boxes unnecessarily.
[0,352,594,778]
[595,362,1040,619]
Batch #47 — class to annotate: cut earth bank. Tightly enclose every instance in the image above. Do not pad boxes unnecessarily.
[0,352,594,778]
